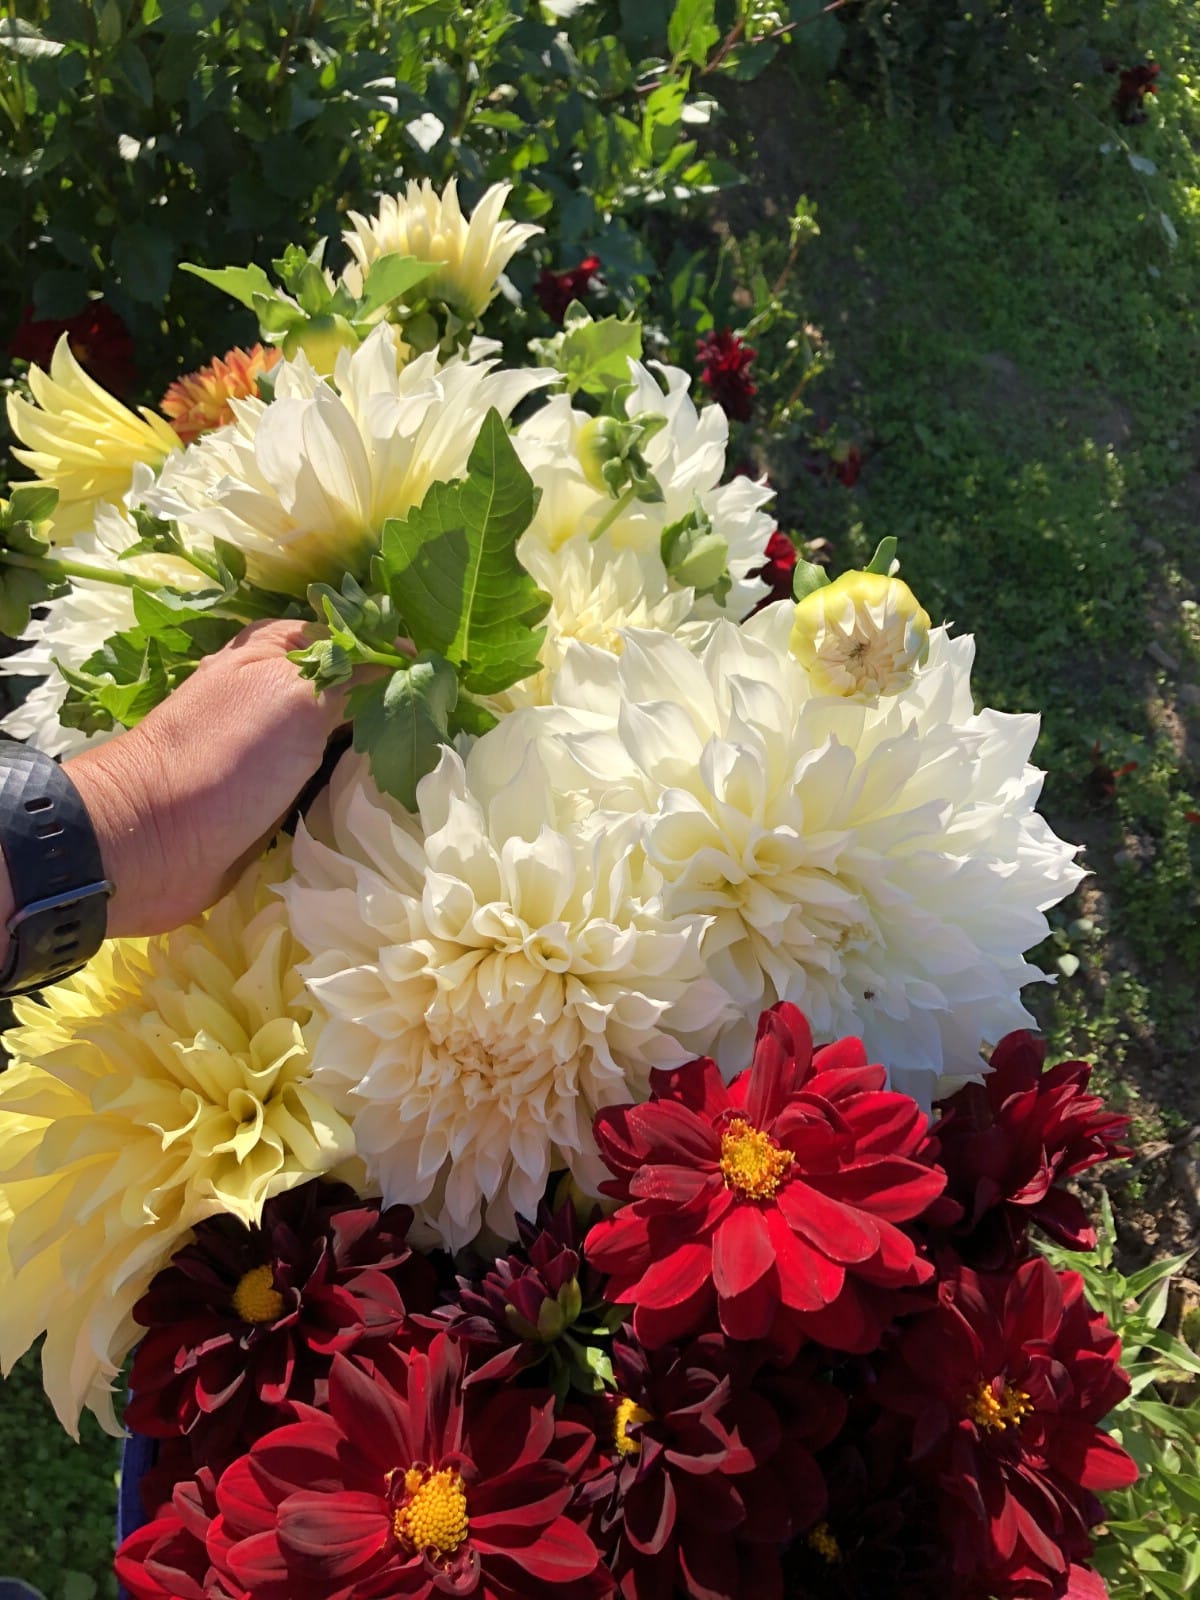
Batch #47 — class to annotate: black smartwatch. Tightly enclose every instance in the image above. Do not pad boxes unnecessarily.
[0,740,112,996]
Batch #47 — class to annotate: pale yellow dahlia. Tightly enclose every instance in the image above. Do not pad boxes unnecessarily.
[341,179,541,319]
[160,343,283,445]
[7,335,182,541]
[790,570,932,698]
[0,846,353,1435]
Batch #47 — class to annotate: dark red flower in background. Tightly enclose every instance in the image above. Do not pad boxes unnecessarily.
[933,1032,1130,1268]
[586,1004,945,1356]
[753,529,798,605]
[10,300,136,395]
[207,1333,610,1599]
[1110,61,1160,124]
[583,1331,840,1599]
[875,1257,1136,1597]
[696,328,757,421]
[126,1182,434,1476]
[535,255,604,324]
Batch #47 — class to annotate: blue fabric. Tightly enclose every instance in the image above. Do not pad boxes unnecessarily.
[0,1582,49,1600]
[116,1429,158,1600]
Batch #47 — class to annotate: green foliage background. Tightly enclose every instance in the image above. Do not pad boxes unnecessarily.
[2,1,1199,1597]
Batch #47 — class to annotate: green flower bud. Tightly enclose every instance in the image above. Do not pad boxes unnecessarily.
[661,504,732,605]
[281,313,361,377]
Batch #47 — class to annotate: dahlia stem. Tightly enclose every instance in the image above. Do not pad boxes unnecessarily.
[0,548,281,626]
[588,484,638,544]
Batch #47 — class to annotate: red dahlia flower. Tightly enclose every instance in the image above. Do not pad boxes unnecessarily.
[207,1332,610,1599]
[933,1031,1130,1267]
[116,1469,245,1600]
[535,255,603,324]
[876,1256,1136,1597]
[696,329,757,422]
[753,529,798,605]
[584,1332,838,1600]
[10,300,136,394]
[126,1182,433,1472]
[586,1003,946,1354]
[1112,61,1160,124]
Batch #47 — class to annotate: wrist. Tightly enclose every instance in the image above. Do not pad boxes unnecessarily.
[65,740,160,940]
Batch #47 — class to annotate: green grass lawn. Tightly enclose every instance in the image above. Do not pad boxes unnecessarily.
[3,4,1199,1593]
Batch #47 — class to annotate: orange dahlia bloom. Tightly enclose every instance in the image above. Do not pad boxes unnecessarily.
[160,344,282,444]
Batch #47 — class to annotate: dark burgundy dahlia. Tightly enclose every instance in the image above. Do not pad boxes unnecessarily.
[10,299,136,393]
[535,255,604,324]
[126,1181,433,1469]
[933,1031,1130,1267]
[586,1003,946,1355]
[206,1332,611,1599]
[696,328,757,421]
[433,1196,605,1383]
[583,1331,837,1600]
[115,1469,244,1600]
[875,1256,1136,1597]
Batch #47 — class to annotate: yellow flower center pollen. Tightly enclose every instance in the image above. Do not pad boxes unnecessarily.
[966,1377,1034,1432]
[613,1396,654,1458]
[807,1522,841,1563]
[231,1264,284,1325]
[394,1467,470,1556]
[719,1117,793,1200]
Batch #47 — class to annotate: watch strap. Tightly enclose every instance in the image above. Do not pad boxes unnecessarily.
[0,741,111,995]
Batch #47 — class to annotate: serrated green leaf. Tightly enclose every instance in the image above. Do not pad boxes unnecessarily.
[667,0,719,67]
[376,409,547,695]
[349,654,458,811]
[8,485,59,526]
[214,539,247,584]
[357,253,443,318]
[182,261,275,311]
[557,309,643,398]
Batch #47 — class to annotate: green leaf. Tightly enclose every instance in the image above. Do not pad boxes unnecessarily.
[7,486,59,527]
[667,0,719,67]
[0,17,64,57]
[376,409,547,695]
[557,308,643,398]
[349,654,458,811]
[865,536,899,576]
[1126,1250,1195,1300]
[0,566,62,637]
[111,223,175,305]
[181,261,276,312]
[792,560,830,601]
[356,253,443,318]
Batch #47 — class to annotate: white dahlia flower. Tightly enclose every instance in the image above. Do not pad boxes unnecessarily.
[143,325,553,596]
[281,742,732,1250]
[513,362,772,620]
[341,179,541,318]
[497,537,694,709]
[544,604,1085,1107]
[0,495,205,757]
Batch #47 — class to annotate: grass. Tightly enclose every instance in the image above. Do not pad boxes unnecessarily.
[3,2,1200,1592]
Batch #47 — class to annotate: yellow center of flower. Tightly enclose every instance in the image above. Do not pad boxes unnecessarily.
[807,1522,841,1563]
[719,1117,793,1200]
[966,1377,1034,1432]
[231,1264,284,1325]
[393,1466,470,1556]
[613,1397,654,1458]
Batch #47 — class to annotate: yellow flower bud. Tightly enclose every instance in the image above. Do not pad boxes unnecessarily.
[790,569,931,697]
[281,313,362,377]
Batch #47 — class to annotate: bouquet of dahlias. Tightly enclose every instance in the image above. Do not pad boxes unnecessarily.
[0,182,1135,1600]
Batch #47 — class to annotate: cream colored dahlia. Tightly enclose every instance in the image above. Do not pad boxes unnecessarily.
[341,179,540,318]
[0,494,207,757]
[281,745,732,1250]
[513,362,772,620]
[0,846,353,1434]
[144,324,553,597]
[544,606,1086,1107]
[7,336,182,542]
[496,537,694,709]
[160,343,283,445]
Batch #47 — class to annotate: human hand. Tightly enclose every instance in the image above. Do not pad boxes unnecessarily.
[65,619,351,937]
